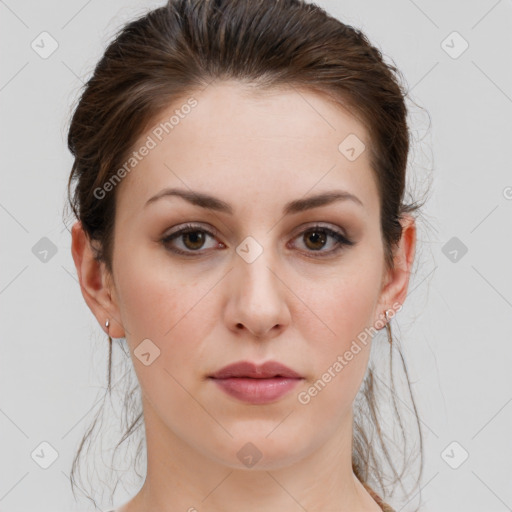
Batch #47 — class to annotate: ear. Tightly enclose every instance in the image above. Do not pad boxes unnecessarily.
[375,214,416,323]
[70,220,125,338]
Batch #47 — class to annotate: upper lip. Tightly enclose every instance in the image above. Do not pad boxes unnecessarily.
[209,360,303,379]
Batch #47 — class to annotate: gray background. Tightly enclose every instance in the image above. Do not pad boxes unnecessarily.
[1,0,511,511]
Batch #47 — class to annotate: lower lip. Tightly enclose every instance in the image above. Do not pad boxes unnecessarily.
[210,377,303,404]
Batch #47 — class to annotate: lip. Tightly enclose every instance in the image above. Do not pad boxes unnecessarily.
[209,360,303,379]
[208,361,304,404]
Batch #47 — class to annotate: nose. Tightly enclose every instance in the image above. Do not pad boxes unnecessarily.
[223,242,291,340]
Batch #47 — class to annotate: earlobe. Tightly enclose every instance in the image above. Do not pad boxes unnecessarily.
[70,221,125,339]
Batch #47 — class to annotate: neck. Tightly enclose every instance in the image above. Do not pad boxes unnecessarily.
[120,399,381,512]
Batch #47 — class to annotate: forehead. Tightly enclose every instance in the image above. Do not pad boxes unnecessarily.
[115,81,379,221]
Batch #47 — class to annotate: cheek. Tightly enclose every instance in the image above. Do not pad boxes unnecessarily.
[294,263,380,408]
[114,240,209,339]
[298,289,373,428]
[115,251,226,378]
[298,267,380,350]
[114,261,212,414]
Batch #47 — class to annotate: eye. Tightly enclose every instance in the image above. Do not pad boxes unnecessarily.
[161,223,223,256]
[290,224,355,257]
[161,223,355,258]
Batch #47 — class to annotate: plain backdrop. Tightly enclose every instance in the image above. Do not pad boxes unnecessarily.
[1,1,511,511]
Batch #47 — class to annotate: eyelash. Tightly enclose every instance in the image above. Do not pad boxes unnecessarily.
[161,223,355,258]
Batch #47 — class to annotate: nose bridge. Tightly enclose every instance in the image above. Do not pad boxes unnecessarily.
[235,233,280,299]
[227,232,290,336]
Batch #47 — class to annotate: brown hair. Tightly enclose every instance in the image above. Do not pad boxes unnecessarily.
[65,0,429,508]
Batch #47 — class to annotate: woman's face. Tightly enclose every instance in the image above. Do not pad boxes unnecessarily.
[81,81,412,470]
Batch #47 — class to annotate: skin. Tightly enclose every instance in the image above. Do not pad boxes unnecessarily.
[71,81,415,512]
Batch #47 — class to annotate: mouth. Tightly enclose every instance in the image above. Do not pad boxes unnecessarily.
[208,360,303,379]
[208,360,304,404]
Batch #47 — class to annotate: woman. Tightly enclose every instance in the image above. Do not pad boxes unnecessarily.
[67,0,425,510]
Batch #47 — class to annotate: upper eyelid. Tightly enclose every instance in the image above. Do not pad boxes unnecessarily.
[164,223,219,239]
[164,222,347,239]
[163,222,351,247]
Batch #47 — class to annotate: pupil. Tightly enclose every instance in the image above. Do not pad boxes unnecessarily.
[306,230,326,250]
[184,231,204,249]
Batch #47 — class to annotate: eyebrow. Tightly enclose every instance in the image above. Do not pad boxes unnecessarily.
[144,187,364,214]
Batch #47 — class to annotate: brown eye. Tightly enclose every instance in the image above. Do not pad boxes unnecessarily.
[303,229,328,251]
[161,223,221,256]
[292,225,355,257]
[181,230,207,250]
